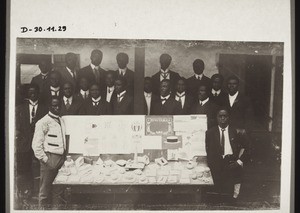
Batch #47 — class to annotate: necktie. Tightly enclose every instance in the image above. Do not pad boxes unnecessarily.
[31,105,36,123]
[94,68,99,83]
[72,71,76,81]
[161,98,167,104]
[52,90,58,96]
[117,94,124,103]
[221,129,225,155]
[65,99,71,110]
[161,72,168,79]
[214,92,218,97]
[92,101,99,106]
[42,75,46,80]
[83,92,87,99]
[177,95,183,108]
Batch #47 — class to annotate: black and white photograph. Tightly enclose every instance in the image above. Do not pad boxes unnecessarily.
[13,38,284,210]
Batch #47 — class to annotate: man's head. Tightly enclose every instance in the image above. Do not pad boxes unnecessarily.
[65,52,77,70]
[193,59,205,75]
[211,74,224,91]
[198,84,209,101]
[27,84,39,102]
[159,54,172,71]
[105,71,116,87]
[116,52,129,69]
[90,49,103,66]
[217,108,230,128]
[227,75,239,96]
[49,71,61,88]
[176,78,186,94]
[144,77,153,93]
[160,79,171,97]
[38,60,50,74]
[49,97,61,115]
[115,76,127,94]
[62,82,74,98]
[90,84,101,99]
[79,77,89,91]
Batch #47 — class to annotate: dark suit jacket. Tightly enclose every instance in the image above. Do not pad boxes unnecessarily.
[209,90,227,106]
[190,100,219,129]
[115,68,134,94]
[15,101,48,153]
[186,75,211,99]
[172,93,195,115]
[39,87,63,106]
[58,67,78,90]
[151,70,181,95]
[77,65,106,89]
[79,98,112,115]
[75,91,90,102]
[221,93,254,131]
[31,73,50,93]
[143,93,160,115]
[152,97,183,115]
[205,125,248,183]
[111,92,134,115]
[60,96,84,116]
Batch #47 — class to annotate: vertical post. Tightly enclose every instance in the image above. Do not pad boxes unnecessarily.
[134,46,145,115]
[268,56,276,132]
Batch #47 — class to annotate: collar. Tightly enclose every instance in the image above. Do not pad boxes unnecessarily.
[212,89,221,95]
[117,90,126,97]
[50,86,60,92]
[80,89,89,95]
[144,92,152,97]
[119,67,127,73]
[195,73,203,79]
[48,111,59,119]
[92,96,101,102]
[161,94,170,100]
[41,72,49,77]
[63,96,73,102]
[218,125,229,131]
[176,92,186,97]
[199,97,209,105]
[160,68,169,74]
[107,86,115,90]
[229,91,239,99]
[29,100,38,106]
[90,64,99,70]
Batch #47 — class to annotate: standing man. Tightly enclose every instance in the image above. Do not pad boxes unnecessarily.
[31,60,51,94]
[173,77,195,115]
[58,52,78,90]
[115,52,134,94]
[190,84,219,129]
[80,84,112,115]
[75,77,90,101]
[143,77,159,115]
[77,49,106,89]
[32,97,66,207]
[186,59,211,99]
[15,84,47,198]
[39,71,62,105]
[151,53,181,95]
[60,82,83,116]
[102,70,116,103]
[209,73,227,106]
[205,108,248,200]
[152,79,182,115]
[111,76,134,115]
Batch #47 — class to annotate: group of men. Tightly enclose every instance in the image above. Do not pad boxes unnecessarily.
[15,49,254,208]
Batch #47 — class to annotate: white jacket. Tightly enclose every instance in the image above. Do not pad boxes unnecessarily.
[32,113,66,162]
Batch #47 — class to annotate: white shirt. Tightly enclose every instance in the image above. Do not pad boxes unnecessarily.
[50,86,60,96]
[144,92,152,115]
[90,64,99,71]
[80,89,89,99]
[175,92,186,108]
[41,72,49,79]
[118,67,127,76]
[160,94,170,105]
[63,96,73,106]
[92,96,101,106]
[229,91,239,107]
[199,97,209,106]
[66,66,76,78]
[106,86,115,103]
[160,68,170,81]
[218,126,233,157]
[117,90,126,102]
[29,100,38,124]
[195,73,203,80]
[212,89,221,96]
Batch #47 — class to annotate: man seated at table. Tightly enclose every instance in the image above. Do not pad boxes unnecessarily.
[205,108,248,200]
[76,77,90,101]
[60,82,83,116]
[111,76,134,115]
[190,84,219,129]
[80,84,112,115]
[173,77,195,115]
[102,70,116,103]
[143,77,159,115]
[152,79,182,115]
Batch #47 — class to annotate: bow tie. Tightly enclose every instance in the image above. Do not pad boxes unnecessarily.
[92,101,99,106]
